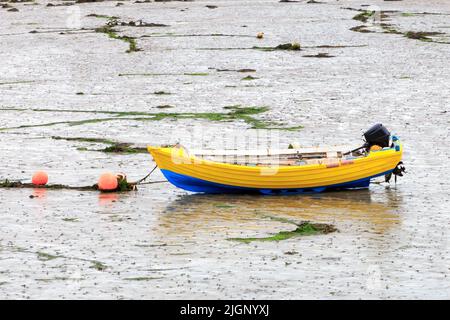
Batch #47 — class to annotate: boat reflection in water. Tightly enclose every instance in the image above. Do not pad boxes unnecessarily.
[159,187,403,238]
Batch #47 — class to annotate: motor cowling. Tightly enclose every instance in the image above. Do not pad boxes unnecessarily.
[364,123,391,148]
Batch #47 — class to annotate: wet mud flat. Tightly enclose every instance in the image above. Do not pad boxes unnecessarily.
[1,0,450,299]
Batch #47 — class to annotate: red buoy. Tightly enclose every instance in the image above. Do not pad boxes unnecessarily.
[32,171,48,185]
[98,172,118,191]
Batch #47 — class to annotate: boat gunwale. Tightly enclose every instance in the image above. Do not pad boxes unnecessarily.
[148,142,403,173]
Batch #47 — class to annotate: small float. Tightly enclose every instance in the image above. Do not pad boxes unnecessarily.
[147,124,404,194]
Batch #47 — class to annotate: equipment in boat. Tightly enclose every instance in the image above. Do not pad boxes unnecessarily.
[147,124,404,194]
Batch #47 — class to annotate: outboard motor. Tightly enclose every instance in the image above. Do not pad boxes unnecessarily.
[363,123,391,149]
[344,123,391,155]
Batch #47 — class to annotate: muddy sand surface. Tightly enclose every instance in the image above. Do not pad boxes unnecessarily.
[0,0,449,299]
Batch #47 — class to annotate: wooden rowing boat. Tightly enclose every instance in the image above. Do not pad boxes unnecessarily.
[147,133,403,194]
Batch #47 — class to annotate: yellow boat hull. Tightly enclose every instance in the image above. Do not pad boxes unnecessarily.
[147,141,403,194]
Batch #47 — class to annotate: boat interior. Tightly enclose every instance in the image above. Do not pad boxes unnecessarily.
[188,146,367,167]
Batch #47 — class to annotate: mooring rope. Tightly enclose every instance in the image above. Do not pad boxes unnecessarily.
[134,165,158,185]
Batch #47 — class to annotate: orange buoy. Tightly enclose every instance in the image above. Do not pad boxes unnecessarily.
[98,172,118,191]
[32,171,48,185]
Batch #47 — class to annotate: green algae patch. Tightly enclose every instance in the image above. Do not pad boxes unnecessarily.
[0,80,36,86]
[37,252,59,261]
[94,17,141,53]
[62,218,79,222]
[0,179,99,191]
[100,143,147,154]
[353,10,375,22]
[0,106,303,131]
[52,136,146,154]
[348,9,448,44]
[350,25,374,33]
[276,42,301,50]
[224,105,269,115]
[35,277,74,282]
[184,72,209,76]
[253,42,301,51]
[124,277,163,281]
[241,75,259,81]
[86,14,119,19]
[404,31,444,41]
[90,261,107,271]
[228,222,337,243]
[52,136,116,145]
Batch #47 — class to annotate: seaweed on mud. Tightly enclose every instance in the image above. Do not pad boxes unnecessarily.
[91,15,149,53]
[401,11,450,16]
[404,31,444,41]
[3,243,109,272]
[0,179,98,191]
[184,72,209,76]
[35,277,73,282]
[241,75,259,81]
[37,252,59,261]
[381,24,403,34]
[46,2,76,7]
[302,52,335,58]
[353,10,375,22]
[100,143,147,154]
[153,91,171,95]
[259,42,301,51]
[156,105,174,109]
[95,23,141,53]
[86,13,119,19]
[3,0,34,2]
[236,68,256,73]
[0,80,36,86]
[350,25,374,33]
[52,136,146,154]
[123,277,163,281]
[348,9,448,43]
[76,0,106,3]
[228,221,337,243]
[0,106,303,131]
[1,174,137,192]
[52,136,116,144]
[90,261,107,271]
[118,20,168,27]
[312,44,367,49]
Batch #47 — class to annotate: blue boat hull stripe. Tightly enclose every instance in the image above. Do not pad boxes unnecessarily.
[160,169,394,194]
